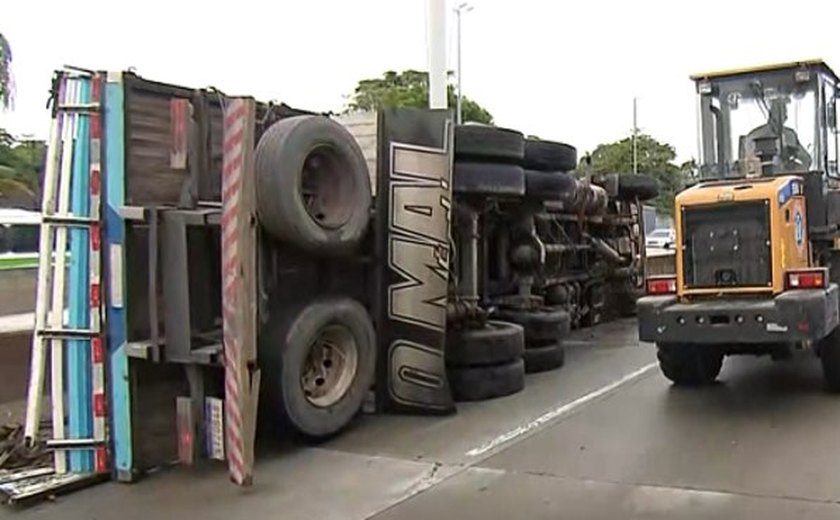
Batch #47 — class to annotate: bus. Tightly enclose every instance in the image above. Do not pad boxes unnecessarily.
[0,208,41,270]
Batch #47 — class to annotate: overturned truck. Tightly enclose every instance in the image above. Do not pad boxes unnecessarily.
[446,126,656,399]
[8,69,657,499]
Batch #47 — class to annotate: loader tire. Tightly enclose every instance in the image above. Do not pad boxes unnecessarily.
[523,139,578,172]
[524,170,576,201]
[656,343,723,386]
[446,321,525,367]
[259,297,376,439]
[495,308,571,344]
[448,359,525,402]
[616,174,659,202]
[455,125,524,163]
[454,162,526,197]
[255,115,372,256]
[522,342,566,373]
[819,327,840,392]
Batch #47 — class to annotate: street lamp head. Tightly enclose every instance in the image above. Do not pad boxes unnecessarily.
[455,2,474,13]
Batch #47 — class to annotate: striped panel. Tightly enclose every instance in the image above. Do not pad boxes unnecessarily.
[221,99,247,485]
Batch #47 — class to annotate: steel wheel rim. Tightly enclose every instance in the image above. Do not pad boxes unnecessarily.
[300,145,356,229]
[301,324,359,408]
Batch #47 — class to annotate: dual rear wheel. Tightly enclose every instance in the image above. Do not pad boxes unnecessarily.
[256,116,376,439]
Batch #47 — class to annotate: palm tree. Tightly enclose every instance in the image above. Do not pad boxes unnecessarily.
[0,33,12,109]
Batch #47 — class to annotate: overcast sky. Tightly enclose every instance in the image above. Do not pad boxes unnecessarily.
[2,0,839,162]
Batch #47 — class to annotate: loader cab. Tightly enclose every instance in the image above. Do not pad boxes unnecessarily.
[692,60,840,180]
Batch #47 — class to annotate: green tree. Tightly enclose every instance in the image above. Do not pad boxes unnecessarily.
[0,137,46,208]
[346,69,493,124]
[0,33,43,209]
[0,32,12,109]
[584,134,687,215]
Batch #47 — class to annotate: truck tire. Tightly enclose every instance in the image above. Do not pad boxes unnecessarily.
[819,327,840,392]
[448,359,525,401]
[495,308,571,344]
[656,343,723,386]
[616,174,659,202]
[255,116,372,256]
[523,342,566,373]
[455,125,524,163]
[446,321,525,367]
[523,139,577,172]
[260,297,376,439]
[524,170,576,201]
[454,162,526,197]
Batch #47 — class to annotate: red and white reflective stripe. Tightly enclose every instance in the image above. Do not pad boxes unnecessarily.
[91,336,106,441]
[89,75,108,473]
[222,99,247,485]
[89,75,103,335]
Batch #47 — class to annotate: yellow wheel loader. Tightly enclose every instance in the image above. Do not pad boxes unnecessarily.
[638,60,840,389]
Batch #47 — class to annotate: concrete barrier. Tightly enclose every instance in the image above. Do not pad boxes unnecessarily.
[0,268,37,316]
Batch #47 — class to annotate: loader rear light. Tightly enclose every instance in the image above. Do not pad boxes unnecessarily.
[785,268,828,290]
[646,276,677,295]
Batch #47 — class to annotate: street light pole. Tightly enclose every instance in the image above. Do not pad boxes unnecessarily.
[454,3,473,124]
[427,0,448,110]
[632,97,639,175]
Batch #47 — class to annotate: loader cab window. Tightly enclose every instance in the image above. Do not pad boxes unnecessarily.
[696,68,823,179]
[825,79,839,177]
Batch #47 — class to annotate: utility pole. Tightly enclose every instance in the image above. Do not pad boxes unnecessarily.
[427,0,448,110]
[632,97,639,175]
[454,3,473,124]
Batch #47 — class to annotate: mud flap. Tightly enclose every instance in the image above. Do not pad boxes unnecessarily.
[375,108,455,414]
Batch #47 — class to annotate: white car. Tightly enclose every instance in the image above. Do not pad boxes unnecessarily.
[646,228,676,249]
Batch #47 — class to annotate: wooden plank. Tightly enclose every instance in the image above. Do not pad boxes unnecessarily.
[221,98,259,486]
[238,101,258,364]
[238,99,259,484]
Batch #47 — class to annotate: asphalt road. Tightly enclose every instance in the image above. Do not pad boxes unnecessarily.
[5,319,840,519]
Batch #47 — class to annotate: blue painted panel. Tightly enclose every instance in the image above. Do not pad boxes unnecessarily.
[104,78,133,475]
[67,78,94,472]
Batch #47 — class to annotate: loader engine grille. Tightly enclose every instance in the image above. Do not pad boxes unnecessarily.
[682,201,771,289]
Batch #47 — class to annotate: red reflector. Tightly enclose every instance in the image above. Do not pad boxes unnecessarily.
[91,76,102,103]
[90,168,101,196]
[91,224,101,251]
[181,432,193,448]
[95,446,109,473]
[94,393,106,417]
[646,277,677,295]
[798,320,810,333]
[91,117,102,140]
[92,336,105,363]
[170,99,189,169]
[91,283,101,308]
[786,269,827,289]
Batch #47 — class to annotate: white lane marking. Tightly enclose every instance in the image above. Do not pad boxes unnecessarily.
[465,362,658,458]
